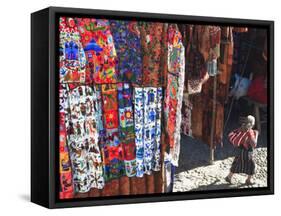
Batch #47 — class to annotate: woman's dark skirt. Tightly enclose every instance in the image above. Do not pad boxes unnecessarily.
[230,146,255,175]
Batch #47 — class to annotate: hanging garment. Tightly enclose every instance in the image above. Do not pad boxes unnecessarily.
[140,22,167,86]
[110,20,142,83]
[93,85,106,147]
[247,74,267,104]
[59,85,74,199]
[187,72,209,94]
[230,73,251,99]
[101,84,125,181]
[201,76,228,146]
[77,18,118,83]
[134,87,162,177]
[218,27,234,85]
[181,93,193,136]
[185,33,209,94]
[198,26,221,60]
[63,84,104,193]
[195,25,221,76]
[164,24,185,166]
[59,17,86,83]
[165,24,185,166]
[207,26,221,76]
[164,74,178,148]
[233,27,248,33]
[117,83,137,177]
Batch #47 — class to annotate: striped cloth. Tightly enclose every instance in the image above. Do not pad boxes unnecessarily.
[228,129,258,150]
[230,147,256,175]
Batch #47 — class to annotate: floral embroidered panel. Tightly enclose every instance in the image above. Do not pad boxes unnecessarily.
[110,20,142,83]
[140,22,167,86]
[101,84,125,181]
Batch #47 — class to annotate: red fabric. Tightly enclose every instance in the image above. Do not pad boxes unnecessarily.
[247,75,267,104]
[228,129,257,149]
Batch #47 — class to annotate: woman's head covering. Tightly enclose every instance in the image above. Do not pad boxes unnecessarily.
[246,115,255,126]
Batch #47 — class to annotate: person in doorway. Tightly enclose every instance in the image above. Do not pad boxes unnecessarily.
[225,115,258,185]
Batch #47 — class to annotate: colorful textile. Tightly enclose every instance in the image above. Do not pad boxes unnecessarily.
[59,17,86,83]
[164,74,178,149]
[218,27,234,85]
[117,83,137,176]
[63,84,105,193]
[59,85,74,199]
[186,43,208,94]
[208,26,221,58]
[101,84,125,181]
[140,22,167,86]
[247,74,267,104]
[187,73,209,95]
[165,24,185,166]
[77,18,118,83]
[228,129,258,150]
[134,87,162,177]
[110,20,142,83]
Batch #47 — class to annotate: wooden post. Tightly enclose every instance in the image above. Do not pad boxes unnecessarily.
[210,76,217,164]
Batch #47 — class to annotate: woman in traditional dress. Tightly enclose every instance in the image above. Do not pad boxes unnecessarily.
[225,115,258,185]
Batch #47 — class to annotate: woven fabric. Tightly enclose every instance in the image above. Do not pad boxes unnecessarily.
[77,18,118,83]
[134,87,162,177]
[110,20,142,83]
[59,17,86,83]
[63,84,105,193]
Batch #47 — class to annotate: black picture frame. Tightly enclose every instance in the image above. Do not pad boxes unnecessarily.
[31,6,274,208]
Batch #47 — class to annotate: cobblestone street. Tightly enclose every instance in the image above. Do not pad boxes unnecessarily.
[173,130,267,192]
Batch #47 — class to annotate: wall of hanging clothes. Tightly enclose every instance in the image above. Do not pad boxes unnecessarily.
[58,16,267,199]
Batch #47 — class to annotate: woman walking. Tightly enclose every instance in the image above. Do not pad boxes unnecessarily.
[225,115,259,185]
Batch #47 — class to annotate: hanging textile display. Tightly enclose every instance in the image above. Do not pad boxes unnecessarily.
[117,83,137,177]
[101,84,125,181]
[94,85,106,147]
[110,20,142,83]
[134,87,162,177]
[201,97,225,146]
[56,16,248,199]
[219,27,234,85]
[207,26,221,76]
[140,22,167,86]
[185,26,209,94]
[63,84,105,193]
[165,24,185,166]
[77,18,118,83]
[197,25,221,77]
[59,17,86,83]
[59,85,74,199]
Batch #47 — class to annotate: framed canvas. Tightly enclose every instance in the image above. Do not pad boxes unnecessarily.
[31,6,274,208]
